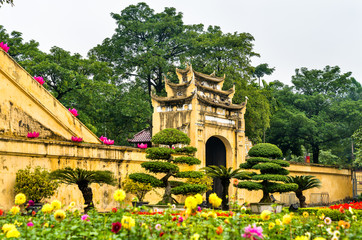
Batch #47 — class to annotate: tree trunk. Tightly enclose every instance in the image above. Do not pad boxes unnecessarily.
[78,183,94,213]
[221,179,230,210]
[296,191,307,208]
[259,191,272,203]
[312,145,320,164]
[161,172,173,204]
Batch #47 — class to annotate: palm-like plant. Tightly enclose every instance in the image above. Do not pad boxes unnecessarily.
[202,165,250,210]
[50,167,116,212]
[285,175,321,208]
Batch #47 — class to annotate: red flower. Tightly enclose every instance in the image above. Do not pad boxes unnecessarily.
[111,222,122,234]
[112,208,118,213]
[339,206,345,213]
[172,217,177,221]
[216,226,223,235]
[159,232,164,237]
[0,209,3,216]
[32,211,36,216]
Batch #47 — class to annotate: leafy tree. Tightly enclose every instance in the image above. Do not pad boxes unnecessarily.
[285,175,321,208]
[237,143,298,203]
[50,168,116,212]
[253,63,275,87]
[352,127,362,168]
[129,128,206,204]
[267,66,362,163]
[202,165,249,210]
[0,0,13,7]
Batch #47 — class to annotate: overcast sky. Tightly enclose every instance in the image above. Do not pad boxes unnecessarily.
[1,0,361,85]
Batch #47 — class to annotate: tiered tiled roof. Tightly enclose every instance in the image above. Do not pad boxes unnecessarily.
[128,128,151,143]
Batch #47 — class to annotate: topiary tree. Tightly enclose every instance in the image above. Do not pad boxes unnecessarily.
[236,143,298,203]
[129,128,206,204]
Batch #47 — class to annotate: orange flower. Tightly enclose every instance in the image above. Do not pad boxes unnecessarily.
[233,179,239,186]
[338,220,345,227]
[343,221,350,229]
[216,226,223,235]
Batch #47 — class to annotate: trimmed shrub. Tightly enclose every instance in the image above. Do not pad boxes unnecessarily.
[173,156,201,165]
[151,128,190,146]
[248,143,283,158]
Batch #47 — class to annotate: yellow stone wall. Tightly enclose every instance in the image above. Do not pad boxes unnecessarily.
[0,50,100,143]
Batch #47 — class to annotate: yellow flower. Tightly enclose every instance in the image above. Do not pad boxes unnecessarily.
[14,193,26,205]
[51,200,62,210]
[268,222,275,230]
[2,224,16,233]
[260,210,271,220]
[113,189,126,202]
[41,203,53,213]
[282,214,292,225]
[313,238,326,240]
[185,196,197,210]
[275,219,282,225]
[207,211,217,219]
[43,223,49,228]
[191,233,200,240]
[13,221,22,227]
[209,193,222,208]
[294,236,309,240]
[201,212,208,219]
[302,211,309,218]
[194,194,203,205]
[54,210,66,222]
[9,206,20,215]
[121,216,135,230]
[6,228,20,238]
[319,213,325,220]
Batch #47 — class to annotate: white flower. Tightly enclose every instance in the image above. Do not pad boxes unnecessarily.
[326,227,333,235]
[172,204,176,209]
[348,207,354,215]
[333,230,341,238]
[305,232,311,239]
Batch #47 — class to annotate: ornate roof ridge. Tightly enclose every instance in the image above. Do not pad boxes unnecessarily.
[151,92,195,103]
[197,93,245,110]
[195,81,234,96]
[194,70,225,83]
[166,79,192,88]
[176,65,192,74]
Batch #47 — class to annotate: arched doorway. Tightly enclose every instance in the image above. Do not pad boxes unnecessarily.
[206,136,226,200]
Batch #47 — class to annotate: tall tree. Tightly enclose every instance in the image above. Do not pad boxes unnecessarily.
[253,63,275,87]
[267,66,362,163]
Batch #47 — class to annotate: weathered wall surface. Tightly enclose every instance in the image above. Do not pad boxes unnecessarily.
[0,50,100,143]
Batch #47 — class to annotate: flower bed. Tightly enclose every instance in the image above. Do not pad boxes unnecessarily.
[329,201,362,210]
[1,205,361,239]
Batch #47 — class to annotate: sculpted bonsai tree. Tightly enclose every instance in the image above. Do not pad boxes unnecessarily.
[50,168,116,212]
[236,143,298,203]
[285,175,321,208]
[129,128,206,204]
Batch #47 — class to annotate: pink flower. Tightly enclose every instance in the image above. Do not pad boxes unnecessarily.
[81,214,90,221]
[71,136,83,142]
[155,224,162,231]
[28,200,35,206]
[242,224,263,239]
[27,132,39,138]
[197,206,202,212]
[137,143,148,149]
[0,42,9,52]
[99,136,114,145]
[178,216,183,223]
[27,222,34,227]
[34,76,45,85]
[69,108,78,117]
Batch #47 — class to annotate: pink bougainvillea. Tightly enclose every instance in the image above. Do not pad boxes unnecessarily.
[0,42,9,52]
[34,76,45,85]
[69,108,78,117]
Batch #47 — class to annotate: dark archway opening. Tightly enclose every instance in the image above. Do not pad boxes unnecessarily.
[206,136,226,202]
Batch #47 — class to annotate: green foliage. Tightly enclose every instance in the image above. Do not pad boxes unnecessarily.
[151,128,190,146]
[171,184,207,195]
[141,161,179,174]
[248,143,283,158]
[128,173,163,187]
[286,175,322,208]
[122,178,152,201]
[252,162,283,171]
[145,147,175,160]
[353,126,362,167]
[174,146,197,155]
[267,66,362,164]
[186,175,213,193]
[15,166,58,203]
[316,209,345,221]
[172,156,201,165]
[175,171,203,179]
[297,207,320,215]
[251,174,288,182]
[237,181,263,190]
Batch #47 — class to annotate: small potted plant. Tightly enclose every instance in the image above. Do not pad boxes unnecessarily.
[14,166,58,213]
[122,177,152,207]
